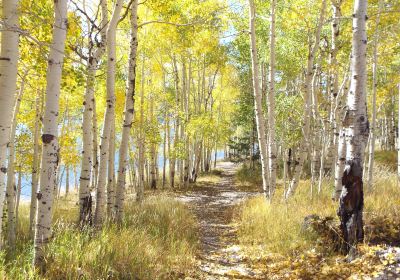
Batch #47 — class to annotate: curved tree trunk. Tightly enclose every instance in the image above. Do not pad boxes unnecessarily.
[33,0,68,268]
[0,0,20,249]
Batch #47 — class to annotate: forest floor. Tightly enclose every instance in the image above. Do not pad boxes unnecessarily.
[174,158,400,279]
[175,161,266,279]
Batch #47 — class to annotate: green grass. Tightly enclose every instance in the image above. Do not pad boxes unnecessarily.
[0,195,198,280]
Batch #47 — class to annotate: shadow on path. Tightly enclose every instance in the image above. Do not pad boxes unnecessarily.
[176,161,265,279]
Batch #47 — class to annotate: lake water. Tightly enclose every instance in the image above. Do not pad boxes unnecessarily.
[20,150,225,200]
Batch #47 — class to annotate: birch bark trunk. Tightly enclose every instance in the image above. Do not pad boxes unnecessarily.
[367,0,382,190]
[338,0,369,255]
[30,95,41,236]
[326,0,343,171]
[106,122,115,217]
[6,78,24,249]
[15,170,22,231]
[398,83,400,181]
[248,0,270,198]
[149,94,157,190]
[65,166,70,196]
[94,0,123,226]
[0,0,20,248]
[115,0,138,222]
[79,0,108,225]
[33,0,68,268]
[267,0,277,197]
[137,55,145,201]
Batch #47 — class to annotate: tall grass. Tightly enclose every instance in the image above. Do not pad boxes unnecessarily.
[0,195,198,279]
[236,159,400,257]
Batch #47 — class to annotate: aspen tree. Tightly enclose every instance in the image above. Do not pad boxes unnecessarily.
[136,54,146,201]
[398,83,400,181]
[338,0,369,253]
[170,56,180,188]
[65,166,70,196]
[248,0,270,198]
[285,0,327,199]
[94,0,124,226]
[115,0,138,221]
[149,92,157,189]
[33,0,68,268]
[367,0,382,190]
[30,95,41,236]
[267,0,277,197]
[106,122,115,217]
[79,0,108,225]
[326,0,343,170]
[0,0,20,247]
[15,169,22,230]
[6,77,24,249]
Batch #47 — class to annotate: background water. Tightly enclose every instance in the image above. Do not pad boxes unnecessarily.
[20,150,225,201]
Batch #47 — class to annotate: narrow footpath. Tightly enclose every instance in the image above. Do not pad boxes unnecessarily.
[176,161,265,279]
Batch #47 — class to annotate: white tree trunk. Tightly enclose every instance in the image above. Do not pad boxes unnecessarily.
[115,0,138,222]
[0,0,20,248]
[65,165,70,196]
[33,0,68,268]
[79,0,108,225]
[92,98,99,190]
[6,77,25,250]
[267,0,277,197]
[326,0,343,171]
[94,0,123,226]
[15,170,22,231]
[367,0,382,190]
[285,0,327,199]
[248,0,269,198]
[344,0,369,169]
[398,83,400,181]
[136,55,146,201]
[338,0,368,255]
[149,95,157,189]
[6,78,24,249]
[106,122,115,217]
[30,94,41,236]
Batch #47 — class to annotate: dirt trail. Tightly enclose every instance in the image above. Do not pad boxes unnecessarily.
[176,161,264,279]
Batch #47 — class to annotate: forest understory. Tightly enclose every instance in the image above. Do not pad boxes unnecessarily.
[1,154,399,279]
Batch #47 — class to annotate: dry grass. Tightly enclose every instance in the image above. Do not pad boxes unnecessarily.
[235,156,400,278]
[0,195,198,280]
[236,157,400,255]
